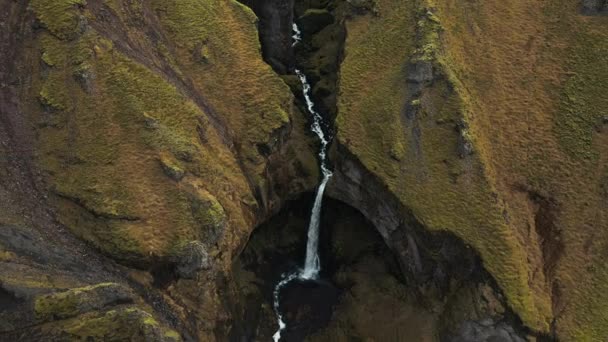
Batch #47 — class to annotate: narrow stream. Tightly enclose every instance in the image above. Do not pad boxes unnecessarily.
[272,23,334,342]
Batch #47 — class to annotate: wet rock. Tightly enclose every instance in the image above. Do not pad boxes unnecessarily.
[175,241,211,279]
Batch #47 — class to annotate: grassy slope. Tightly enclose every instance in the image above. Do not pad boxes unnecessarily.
[26,0,296,265]
[337,0,608,337]
[435,0,608,339]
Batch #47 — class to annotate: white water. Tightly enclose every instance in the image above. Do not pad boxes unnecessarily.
[272,271,299,342]
[297,66,333,280]
[292,23,302,47]
[272,24,333,342]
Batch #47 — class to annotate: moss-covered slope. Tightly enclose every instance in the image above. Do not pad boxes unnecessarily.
[335,0,608,339]
[23,0,316,267]
[1,0,318,340]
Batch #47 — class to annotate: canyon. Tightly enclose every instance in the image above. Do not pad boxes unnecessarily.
[0,0,607,341]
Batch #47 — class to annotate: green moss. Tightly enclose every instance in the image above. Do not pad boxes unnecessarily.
[151,0,293,169]
[164,330,181,341]
[159,153,185,181]
[414,4,442,62]
[0,250,16,262]
[337,0,550,332]
[39,74,71,111]
[36,291,80,321]
[30,0,85,40]
[52,306,180,341]
[190,189,227,242]
[32,28,246,262]
[29,0,294,272]
[555,30,608,161]
[34,283,133,322]
[142,315,160,326]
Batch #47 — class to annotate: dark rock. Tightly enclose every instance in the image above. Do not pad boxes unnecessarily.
[0,225,85,272]
[297,9,335,36]
[581,0,608,15]
[238,0,296,74]
[346,0,378,14]
[328,143,481,287]
[280,279,340,341]
[73,66,94,93]
[407,61,434,84]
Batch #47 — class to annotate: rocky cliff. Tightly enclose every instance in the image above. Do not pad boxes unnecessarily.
[0,0,607,341]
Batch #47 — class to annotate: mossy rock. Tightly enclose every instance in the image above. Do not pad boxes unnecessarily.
[30,0,87,40]
[191,196,226,244]
[34,283,135,322]
[44,306,181,341]
[159,153,186,182]
[173,241,211,279]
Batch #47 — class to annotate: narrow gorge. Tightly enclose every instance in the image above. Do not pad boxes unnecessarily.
[1,0,607,341]
[232,1,533,341]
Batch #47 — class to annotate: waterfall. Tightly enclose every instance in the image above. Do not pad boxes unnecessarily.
[297,67,333,280]
[272,23,333,342]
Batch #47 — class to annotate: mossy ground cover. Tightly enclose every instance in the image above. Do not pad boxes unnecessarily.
[27,0,286,266]
[34,283,133,321]
[151,0,293,170]
[434,0,608,339]
[29,0,85,39]
[334,0,608,335]
[42,306,180,341]
[335,0,608,338]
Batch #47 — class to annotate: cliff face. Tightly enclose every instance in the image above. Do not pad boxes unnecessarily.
[1,0,607,341]
[332,0,608,340]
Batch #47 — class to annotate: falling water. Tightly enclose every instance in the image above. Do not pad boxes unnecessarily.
[297,66,333,280]
[272,23,333,342]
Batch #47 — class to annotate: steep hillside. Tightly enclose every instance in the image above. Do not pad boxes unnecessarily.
[333,0,608,339]
[1,0,317,339]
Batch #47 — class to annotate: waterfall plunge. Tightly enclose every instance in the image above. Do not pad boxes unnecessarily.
[272,23,333,342]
